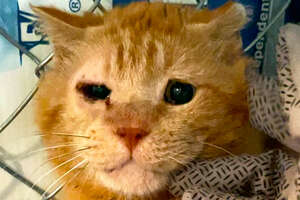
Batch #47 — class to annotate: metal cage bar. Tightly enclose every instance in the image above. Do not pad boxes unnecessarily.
[0,1,101,199]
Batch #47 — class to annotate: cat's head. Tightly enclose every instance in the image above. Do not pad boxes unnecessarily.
[33,1,249,198]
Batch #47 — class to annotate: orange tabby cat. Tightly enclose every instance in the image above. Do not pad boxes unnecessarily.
[33,2,266,200]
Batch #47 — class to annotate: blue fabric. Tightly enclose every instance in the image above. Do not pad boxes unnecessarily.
[113,0,146,7]
[0,0,20,71]
[285,0,300,23]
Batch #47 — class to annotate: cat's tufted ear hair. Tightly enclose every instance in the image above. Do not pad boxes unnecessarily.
[187,1,247,39]
[31,6,103,50]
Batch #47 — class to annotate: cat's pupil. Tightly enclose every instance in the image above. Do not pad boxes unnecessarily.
[164,80,195,105]
[79,84,111,100]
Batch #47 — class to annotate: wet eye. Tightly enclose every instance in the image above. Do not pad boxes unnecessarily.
[164,80,195,105]
[77,83,111,100]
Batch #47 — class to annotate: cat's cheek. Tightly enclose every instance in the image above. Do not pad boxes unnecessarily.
[81,124,130,169]
[68,80,108,120]
[73,95,106,119]
[133,141,178,173]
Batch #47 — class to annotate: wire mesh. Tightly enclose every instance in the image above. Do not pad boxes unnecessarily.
[0,1,101,199]
[0,0,296,199]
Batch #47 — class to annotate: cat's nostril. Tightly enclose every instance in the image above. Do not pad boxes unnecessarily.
[135,134,142,140]
[115,128,149,153]
[119,133,126,138]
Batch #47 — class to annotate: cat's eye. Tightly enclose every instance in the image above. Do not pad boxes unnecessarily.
[77,83,111,100]
[164,80,195,105]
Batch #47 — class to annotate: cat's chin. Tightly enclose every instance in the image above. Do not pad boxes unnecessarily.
[97,160,168,197]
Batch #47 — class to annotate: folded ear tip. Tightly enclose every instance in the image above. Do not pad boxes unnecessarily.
[30,5,60,18]
[222,2,247,28]
[29,4,38,13]
[214,1,247,22]
[232,2,247,18]
[30,5,47,16]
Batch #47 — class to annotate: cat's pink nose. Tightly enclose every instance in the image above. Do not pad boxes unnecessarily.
[116,128,149,153]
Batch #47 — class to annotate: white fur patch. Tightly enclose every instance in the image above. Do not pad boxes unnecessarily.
[96,162,168,196]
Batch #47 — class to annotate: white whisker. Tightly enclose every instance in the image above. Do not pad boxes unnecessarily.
[200,142,236,157]
[42,159,88,198]
[43,162,89,200]
[24,155,82,200]
[13,143,87,160]
[29,147,91,180]
[43,184,64,200]
[149,138,236,157]
[148,158,163,164]
[36,133,90,139]
[141,140,235,167]
[11,132,90,144]
[168,156,185,166]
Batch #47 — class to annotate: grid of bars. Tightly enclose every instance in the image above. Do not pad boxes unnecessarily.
[0,1,103,199]
[0,0,297,199]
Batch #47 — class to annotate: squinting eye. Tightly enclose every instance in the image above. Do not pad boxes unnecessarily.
[164,80,195,105]
[77,83,111,100]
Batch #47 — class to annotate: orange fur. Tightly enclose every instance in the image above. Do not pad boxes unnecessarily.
[33,2,265,200]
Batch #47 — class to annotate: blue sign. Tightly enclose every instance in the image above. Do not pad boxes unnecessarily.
[17,8,49,64]
[0,0,49,71]
[69,0,81,13]
[113,0,145,7]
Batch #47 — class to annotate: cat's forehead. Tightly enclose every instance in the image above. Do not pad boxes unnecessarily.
[80,26,179,84]
[42,1,247,88]
[77,2,237,82]
[75,35,168,87]
[77,25,206,88]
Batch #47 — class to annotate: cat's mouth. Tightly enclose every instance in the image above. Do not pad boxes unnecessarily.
[104,159,133,173]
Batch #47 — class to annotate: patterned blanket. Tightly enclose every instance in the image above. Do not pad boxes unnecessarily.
[168,24,300,200]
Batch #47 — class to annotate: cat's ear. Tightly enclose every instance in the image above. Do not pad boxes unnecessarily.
[187,1,247,39]
[31,6,86,48]
[31,6,103,50]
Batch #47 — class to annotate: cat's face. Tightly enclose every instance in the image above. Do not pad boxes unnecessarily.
[34,2,249,198]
